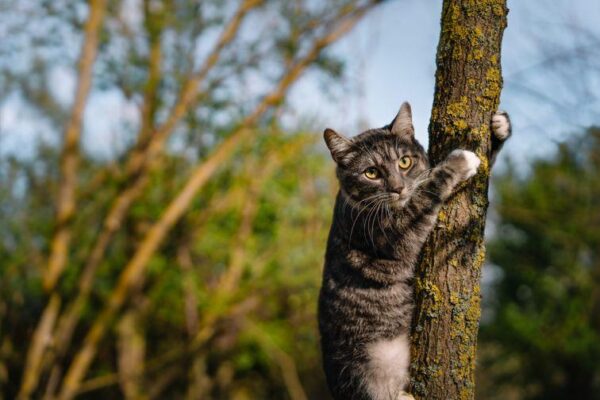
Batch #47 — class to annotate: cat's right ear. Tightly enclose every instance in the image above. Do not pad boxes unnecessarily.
[324,128,352,164]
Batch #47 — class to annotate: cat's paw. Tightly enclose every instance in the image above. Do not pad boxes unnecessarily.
[448,149,481,180]
[492,111,511,140]
[397,391,415,400]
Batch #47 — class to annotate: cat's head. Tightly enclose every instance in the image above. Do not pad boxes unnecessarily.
[324,102,429,210]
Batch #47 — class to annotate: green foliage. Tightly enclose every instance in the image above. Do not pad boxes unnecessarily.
[478,128,600,400]
[0,129,335,399]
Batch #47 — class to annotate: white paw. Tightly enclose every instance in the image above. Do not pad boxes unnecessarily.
[397,391,415,400]
[492,111,511,140]
[449,149,481,179]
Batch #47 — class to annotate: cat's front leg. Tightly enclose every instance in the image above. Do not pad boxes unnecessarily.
[490,111,511,166]
[432,149,481,201]
[404,149,481,213]
[393,150,480,261]
[403,149,480,214]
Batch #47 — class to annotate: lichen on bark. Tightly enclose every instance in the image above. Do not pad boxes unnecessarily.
[409,1,508,399]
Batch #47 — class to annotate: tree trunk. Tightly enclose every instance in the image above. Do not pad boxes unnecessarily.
[409,1,508,399]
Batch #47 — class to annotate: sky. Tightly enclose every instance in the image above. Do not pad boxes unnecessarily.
[1,0,599,165]
[291,0,600,167]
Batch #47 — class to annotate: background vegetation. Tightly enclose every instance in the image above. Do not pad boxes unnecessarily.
[477,128,600,400]
[0,1,598,399]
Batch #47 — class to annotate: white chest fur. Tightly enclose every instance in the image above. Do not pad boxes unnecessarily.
[364,334,412,400]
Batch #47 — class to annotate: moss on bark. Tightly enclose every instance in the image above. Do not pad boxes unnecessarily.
[409,1,508,399]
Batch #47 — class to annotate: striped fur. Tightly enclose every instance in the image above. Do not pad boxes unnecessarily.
[318,104,509,400]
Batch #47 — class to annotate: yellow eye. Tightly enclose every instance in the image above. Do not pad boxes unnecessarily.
[399,156,412,169]
[364,167,379,179]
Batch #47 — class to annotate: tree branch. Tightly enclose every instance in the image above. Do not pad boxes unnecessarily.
[44,0,108,292]
[17,1,107,397]
[46,1,264,366]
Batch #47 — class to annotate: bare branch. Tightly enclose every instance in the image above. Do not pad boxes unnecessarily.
[126,0,266,174]
[44,0,108,292]
[47,1,265,366]
[177,244,199,336]
[17,295,61,400]
[17,1,108,397]
[116,311,147,399]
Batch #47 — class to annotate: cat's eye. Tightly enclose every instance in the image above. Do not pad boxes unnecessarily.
[364,167,380,180]
[398,156,412,169]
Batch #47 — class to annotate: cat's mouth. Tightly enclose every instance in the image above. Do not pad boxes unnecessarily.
[390,193,409,208]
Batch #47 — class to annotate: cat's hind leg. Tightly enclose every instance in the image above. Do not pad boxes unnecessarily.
[397,391,415,400]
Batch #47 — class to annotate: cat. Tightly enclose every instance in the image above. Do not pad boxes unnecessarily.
[318,102,511,400]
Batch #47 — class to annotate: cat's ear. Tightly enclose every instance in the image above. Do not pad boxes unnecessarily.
[324,128,352,164]
[390,102,414,137]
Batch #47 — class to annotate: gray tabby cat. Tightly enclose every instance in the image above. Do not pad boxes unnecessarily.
[318,103,511,400]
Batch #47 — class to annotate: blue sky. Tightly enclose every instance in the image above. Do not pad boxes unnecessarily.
[291,0,600,166]
[1,0,599,164]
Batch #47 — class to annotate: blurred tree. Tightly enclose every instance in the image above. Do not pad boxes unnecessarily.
[0,0,384,399]
[477,127,600,400]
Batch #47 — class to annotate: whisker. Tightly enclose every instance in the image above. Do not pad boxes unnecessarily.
[348,194,388,243]
[376,200,394,249]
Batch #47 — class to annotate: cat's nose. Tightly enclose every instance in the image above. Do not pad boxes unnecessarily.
[391,186,407,196]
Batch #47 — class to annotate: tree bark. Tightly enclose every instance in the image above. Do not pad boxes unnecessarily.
[409,1,508,399]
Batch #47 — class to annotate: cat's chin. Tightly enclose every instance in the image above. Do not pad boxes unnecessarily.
[388,193,409,210]
[390,198,409,210]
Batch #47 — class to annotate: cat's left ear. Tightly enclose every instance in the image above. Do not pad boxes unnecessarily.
[390,102,414,138]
